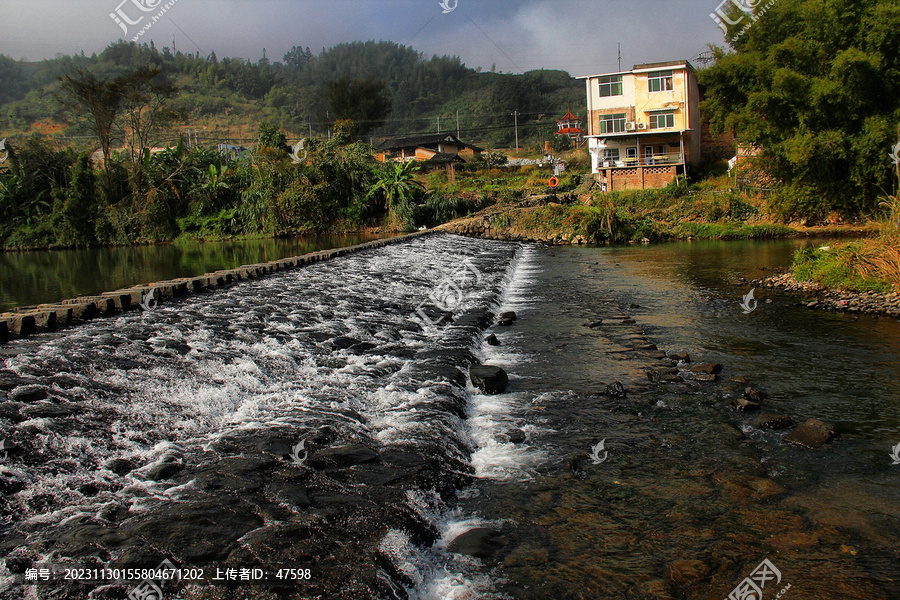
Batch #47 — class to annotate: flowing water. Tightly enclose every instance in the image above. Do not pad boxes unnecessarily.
[1,234,899,599]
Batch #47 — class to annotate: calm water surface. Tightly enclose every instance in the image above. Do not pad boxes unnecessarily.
[0,234,393,311]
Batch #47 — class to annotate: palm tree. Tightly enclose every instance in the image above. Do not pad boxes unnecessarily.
[366,160,424,230]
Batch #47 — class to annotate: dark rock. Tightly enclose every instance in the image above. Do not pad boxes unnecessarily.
[735,398,761,411]
[685,363,722,375]
[104,458,136,476]
[485,334,501,346]
[756,414,793,430]
[20,403,74,418]
[629,303,641,309]
[621,318,636,324]
[0,403,24,423]
[330,337,358,350]
[507,429,526,444]
[273,486,312,508]
[586,320,603,329]
[606,381,627,398]
[312,444,379,467]
[743,387,768,402]
[8,385,49,403]
[470,365,509,395]
[145,462,184,481]
[783,419,835,448]
[668,351,691,363]
[497,317,514,327]
[498,311,517,322]
[731,376,750,385]
[447,527,507,560]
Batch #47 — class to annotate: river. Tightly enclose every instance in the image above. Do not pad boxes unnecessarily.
[1,234,898,599]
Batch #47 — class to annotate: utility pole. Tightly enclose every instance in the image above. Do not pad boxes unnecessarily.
[437,115,441,132]
[308,117,312,138]
[514,110,519,153]
[456,110,460,139]
[618,43,621,71]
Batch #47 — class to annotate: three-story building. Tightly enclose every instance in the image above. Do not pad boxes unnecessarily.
[577,60,701,190]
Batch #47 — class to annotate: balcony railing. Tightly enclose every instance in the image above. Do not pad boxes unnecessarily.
[600,151,684,168]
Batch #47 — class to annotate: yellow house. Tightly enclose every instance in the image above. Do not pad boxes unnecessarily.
[577,60,701,190]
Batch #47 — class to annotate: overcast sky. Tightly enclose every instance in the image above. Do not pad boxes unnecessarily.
[0,0,725,76]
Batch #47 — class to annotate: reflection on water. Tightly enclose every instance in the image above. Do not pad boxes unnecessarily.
[0,234,392,311]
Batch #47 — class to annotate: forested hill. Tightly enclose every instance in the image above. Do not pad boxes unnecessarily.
[0,40,584,149]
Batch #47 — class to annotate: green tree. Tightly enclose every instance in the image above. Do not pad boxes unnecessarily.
[323,77,393,137]
[700,0,900,218]
[366,160,424,230]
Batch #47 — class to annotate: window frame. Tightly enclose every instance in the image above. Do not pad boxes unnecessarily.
[647,70,674,93]
[598,75,623,97]
[649,111,675,130]
[598,112,627,134]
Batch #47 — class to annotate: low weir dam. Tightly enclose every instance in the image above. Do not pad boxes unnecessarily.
[1,233,900,599]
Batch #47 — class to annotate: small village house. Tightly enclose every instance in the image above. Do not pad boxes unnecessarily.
[375,134,483,167]
[577,60,701,190]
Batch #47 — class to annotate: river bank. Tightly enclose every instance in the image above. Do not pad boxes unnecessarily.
[755,272,900,317]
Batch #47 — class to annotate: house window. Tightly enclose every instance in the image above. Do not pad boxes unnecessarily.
[602,148,620,163]
[647,70,674,92]
[598,75,623,97]
[649,111,675,129]
[625,147,637,164]
[599,112,627,134]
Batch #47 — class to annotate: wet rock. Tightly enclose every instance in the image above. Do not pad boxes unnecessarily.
[621,318,636,324]
[606,381,627,398]
[783,418,835,448]
[498,317,514,326]
[735,398,761,411]
[145,462,184,481]
[685,363,722,375]
[0,439,19,454]
[273,486,312,509]
[330,336,359,350]
[8,385,49,403]
[731,376,750,385]
[485,333,501,346]
[312,444,380,468]
[507,429,526,444]
[447,527,507,560]
[20,402,75,418]
[667,351,690,363]
[666,559,709,585]
[629,303,641,309]
[498,311,517,322]
[104,458,136,476]
[0,402,25,423]
[586,320,603,329]
[743,387,767,402]
[756,414,793,430]
[470,365,509,394]
[689,373,717,382]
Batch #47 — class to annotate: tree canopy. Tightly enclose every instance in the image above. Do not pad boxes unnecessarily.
[700,0,900,217]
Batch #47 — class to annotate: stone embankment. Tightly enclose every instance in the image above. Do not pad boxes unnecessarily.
[0,231,433,343]
[755,272,900,317]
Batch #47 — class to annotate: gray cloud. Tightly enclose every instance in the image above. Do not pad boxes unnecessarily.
[0,0,725,73]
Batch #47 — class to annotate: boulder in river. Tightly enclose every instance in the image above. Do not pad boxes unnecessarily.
[470,365,509,394]
[743,387,768,402]
[783,418,835,448]
[485,333,501,346]
[506,429,526,444]
[606,381,627,398]
[756,414,793,430]
[668,351,691,363]
[498,311,517,322]
[447,527,507,560]
[685,363,722,375]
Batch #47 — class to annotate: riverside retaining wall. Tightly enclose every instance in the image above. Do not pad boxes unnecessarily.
[0,231,435,343]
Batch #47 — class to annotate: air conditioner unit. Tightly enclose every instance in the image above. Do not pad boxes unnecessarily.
[636,123,648,130]
[624,122,636,131]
